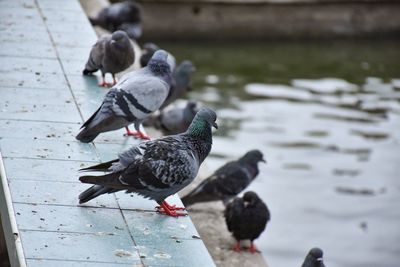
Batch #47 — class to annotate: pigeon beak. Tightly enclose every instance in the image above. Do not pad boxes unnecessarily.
[212,122,218,129]
[261,158,267,163]
[317,258,323,262]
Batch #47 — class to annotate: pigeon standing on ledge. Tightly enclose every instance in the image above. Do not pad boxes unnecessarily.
[160,60,196,110]
[143,101,199,136]
[181,150,266,207]
[78,107,218,217]
[83,31,134,87]
[301,248,326,267]
[76,50,171,143]
[224,191,270,253]
[89,1,143,40]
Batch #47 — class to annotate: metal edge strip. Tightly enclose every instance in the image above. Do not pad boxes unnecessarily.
[0,153,26,267]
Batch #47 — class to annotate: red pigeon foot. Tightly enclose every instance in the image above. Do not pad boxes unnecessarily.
[248,242,260,253]
[124,127,151,140]
[156,201,187,217]
[232,242,241,252]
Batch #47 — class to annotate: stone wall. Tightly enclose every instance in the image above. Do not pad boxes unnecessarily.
[136,0,400,40]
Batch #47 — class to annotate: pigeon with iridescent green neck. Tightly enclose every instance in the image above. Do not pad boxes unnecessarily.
[78,107,218,217]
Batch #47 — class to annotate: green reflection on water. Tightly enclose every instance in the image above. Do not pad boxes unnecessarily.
[160,39,400,93]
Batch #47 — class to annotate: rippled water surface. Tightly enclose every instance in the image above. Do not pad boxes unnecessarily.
[161,40,400,267]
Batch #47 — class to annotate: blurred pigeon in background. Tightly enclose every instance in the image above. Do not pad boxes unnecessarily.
[78,107,218,217]
[140,42,176,70]
[83,30,134,87]
[301,248,326,267]
[143,101,199,136]
[89,1,142,40]
[181,150,266,207]
[224,191,270,253]
[160,60,196,110]
[76,50,171,143]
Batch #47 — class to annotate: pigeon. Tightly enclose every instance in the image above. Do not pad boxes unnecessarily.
[181,150,266,207]
[140,43,176,71]
[78,107,218,217]
[82,30,135,87]
[143,101,199,136]
[76,50,172,143]
[160,60,196,110]
[89,1,143,40]
[301,248,326,267]
[224,191,270,253]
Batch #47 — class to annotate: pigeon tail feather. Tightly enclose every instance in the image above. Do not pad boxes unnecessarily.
[75,129,99,143]
[79,185,112,204]
[79,159,118,172]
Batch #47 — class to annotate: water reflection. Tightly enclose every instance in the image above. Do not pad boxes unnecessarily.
[162,41,400,267]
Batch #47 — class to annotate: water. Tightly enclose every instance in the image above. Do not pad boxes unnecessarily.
[161,40,400,267]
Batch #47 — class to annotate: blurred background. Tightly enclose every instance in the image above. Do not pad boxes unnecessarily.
[84,0,400,266]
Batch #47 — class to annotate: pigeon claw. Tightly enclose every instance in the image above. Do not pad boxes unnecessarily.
[156,201,187,217]
[124,127,151,140]
[98,81,113,88]
[232,242,241,252]
[248,243,260,253]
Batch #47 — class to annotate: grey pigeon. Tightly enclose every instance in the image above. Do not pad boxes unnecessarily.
[78,107,218,217]
[143,101,199,136]
[89,1,142,40]
[83,30,134,87]
[181,150,266,207]
[160,60,196,110]
[302,248,326,267]
[224,191,270,253]
[140,43,176,71]
[76,50,171,143]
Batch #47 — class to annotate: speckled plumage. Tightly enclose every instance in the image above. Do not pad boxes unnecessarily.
[224,191,270,244]
[181,150,265,206]
[78,107,218,205]
[76,50,172,143]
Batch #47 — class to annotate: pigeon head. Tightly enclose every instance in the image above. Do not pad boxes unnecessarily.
[110,30,131,47]
[243,191,260,207]
[240,150,266,164]
[174,60,196,89]
[183,101,199,122]
[143,43,159,54]
[186,107,218,138]
[302,248,324,267]
[309,247,323,260]
[176,60,196,75]
[148,50,171,76]
[185,101,198,112]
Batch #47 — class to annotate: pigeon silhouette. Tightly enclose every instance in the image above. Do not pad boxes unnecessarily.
[181,150,265,206]
[83,31,134,87]
[76,50,171,142]
[160,60,196,110]
[224,191,270,253]
[301,248,326,267]
[140,43,176,71]
[89,1,142,40]
[143,101,198,136]
[78,107,218,217]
